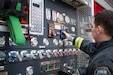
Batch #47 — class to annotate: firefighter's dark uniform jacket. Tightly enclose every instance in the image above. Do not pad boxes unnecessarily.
[73,37,113,75]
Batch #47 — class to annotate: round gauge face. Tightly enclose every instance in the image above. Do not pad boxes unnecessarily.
[59,40,63,46]
[53,39,58,46]
[31,37,38,47]
[26,66,33,75]
[71,27,75,32]
[59,14,64,22]
[65,16,70,23]
[57,13,64,22]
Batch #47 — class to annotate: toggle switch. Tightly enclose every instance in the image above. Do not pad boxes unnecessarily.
[46,49,53,58]
[38,50,46,59]
[30,50,38,59]
[53,39,58,46]
[73,48,77,55]
[64,49,69,56]
[21,50,32,60]
[69,48,73,55]
[53,49,59,57]
[59,49,63,56]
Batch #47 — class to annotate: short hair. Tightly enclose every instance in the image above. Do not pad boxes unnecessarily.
[94,10,113,36]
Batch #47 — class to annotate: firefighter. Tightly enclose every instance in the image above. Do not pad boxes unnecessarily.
[63,10,113,75]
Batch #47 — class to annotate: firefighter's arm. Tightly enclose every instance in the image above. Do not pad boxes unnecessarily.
[63,31,94,56]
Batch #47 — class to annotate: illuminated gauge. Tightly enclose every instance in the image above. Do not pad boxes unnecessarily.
[71,27,75,32]
[59,40,63,46]
[31,37,38,47]
[43,38,49,46]
[0,36,5,47]
[65,15,70,23]
[26,66,33,75]
[53,39,58,46]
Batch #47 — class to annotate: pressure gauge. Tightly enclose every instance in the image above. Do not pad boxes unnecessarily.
[26,66,33,75]
[31,37,38,47]
[53,39,58,46]
[59,40,63,46]
[65,16,70,23]
[0,36,5,47]
[71,27,75,32]
[43,38,49,46]
[57,12,64,23]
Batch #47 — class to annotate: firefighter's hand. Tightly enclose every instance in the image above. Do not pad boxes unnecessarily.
[63,31,74,41]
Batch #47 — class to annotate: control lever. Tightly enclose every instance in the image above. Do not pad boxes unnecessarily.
[21,50,32,60]
[38,50,46,59]
[46,50,53,58]
[31,50,38,59]
[53,49,59,57]
[8,51,22,62]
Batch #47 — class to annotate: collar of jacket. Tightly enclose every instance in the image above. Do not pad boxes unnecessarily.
[93,38,113,54]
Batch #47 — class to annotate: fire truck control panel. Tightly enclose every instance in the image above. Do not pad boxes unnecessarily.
[0,0,93,75]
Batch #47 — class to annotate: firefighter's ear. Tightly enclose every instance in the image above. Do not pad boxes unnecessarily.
[97,25,104,34]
